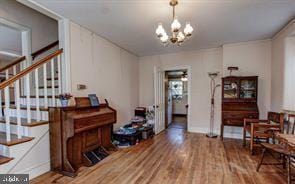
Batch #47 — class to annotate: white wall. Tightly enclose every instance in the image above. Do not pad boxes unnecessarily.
[139,48,223,135]
[283,36,295,111]
[69,22,139,129]
[0,0,58,53]
[271,20,295,112]
[222,40,272,137]
[223,40,272,118]
[139,40,272,138]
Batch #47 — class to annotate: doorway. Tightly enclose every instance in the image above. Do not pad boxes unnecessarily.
[154,66,191,134]
[165,70,188,130]
[0,18,32,68]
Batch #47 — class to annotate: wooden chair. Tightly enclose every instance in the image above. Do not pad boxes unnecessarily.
[256,114,295,184]
[243,112,284,154]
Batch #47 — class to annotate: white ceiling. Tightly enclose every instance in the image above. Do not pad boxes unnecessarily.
[33,0,295,56]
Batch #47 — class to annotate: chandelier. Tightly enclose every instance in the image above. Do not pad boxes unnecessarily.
[155,0,193,46]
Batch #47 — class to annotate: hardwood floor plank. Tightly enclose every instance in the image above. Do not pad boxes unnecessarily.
[31,127,285,184]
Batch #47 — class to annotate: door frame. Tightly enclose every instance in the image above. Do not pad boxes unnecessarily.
[162,65,192,132]
[154,66,165,134]
[0,18,32,66]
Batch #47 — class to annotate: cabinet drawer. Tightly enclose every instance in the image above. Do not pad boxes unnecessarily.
[74,113,115,132]
[223,119,243,126]
[223,112,258,119]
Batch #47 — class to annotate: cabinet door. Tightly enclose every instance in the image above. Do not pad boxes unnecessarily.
[223,79,239,99]
[239,79,257,99]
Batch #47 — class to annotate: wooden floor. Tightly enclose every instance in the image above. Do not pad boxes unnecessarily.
[168,115,187,130]
[31,127,286,184]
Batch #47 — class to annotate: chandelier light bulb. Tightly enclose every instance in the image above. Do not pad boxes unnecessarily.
[184,22,193,36]
[177,31,185,43]
[171,17,181,32]
[156,23,165,37]
[155,0,194,46]
[160,33,169,43]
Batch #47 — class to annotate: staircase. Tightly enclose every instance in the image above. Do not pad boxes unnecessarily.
[0,42,63,179]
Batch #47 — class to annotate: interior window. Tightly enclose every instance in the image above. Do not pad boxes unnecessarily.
[170,80,183,100]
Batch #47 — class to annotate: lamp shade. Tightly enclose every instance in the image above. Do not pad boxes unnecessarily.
[171,18,181,32]
[156,23,165,37]
[184,22,193,36]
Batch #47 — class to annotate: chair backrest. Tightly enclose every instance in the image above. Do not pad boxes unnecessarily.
[286,114,295,134]
[268,112,284,131]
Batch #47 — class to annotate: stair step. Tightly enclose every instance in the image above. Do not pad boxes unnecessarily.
[0,117,48,127]
[3,105,49,111]
[0,155,13,165]
[0,132,34,146]
[39,85,58,89]
[20,95,58,98]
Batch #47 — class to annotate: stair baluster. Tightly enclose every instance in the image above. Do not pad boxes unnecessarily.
[57,55,62,96]
[0,91,2,118]
[35,68,40,121]
[4,86,11,141]
[43,64,48,108]
[50,59,56,106]
[25,74,31,123]
[5,70,9,80]
[15,79,21,139]
[0,49,63,158]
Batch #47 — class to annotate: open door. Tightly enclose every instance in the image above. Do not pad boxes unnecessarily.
[154,66,165,134]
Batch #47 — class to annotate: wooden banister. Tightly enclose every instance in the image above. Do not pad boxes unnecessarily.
[31,40,59,60]
[0,49,63,90]
[0,56,26,73]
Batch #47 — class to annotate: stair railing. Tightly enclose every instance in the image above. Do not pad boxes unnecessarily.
[0,41,59,80]
[0,49,63,142]
[0,56,26,81]
[31,41,59,60]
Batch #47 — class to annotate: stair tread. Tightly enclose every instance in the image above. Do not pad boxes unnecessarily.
[0,132,34,146]
[0,117,48,127]
[3,105,49,111]
[0,155,13,165]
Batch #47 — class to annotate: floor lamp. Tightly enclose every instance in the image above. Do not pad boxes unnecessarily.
[206,72,220,138]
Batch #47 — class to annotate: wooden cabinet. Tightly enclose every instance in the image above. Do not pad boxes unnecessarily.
[221,76,259,140]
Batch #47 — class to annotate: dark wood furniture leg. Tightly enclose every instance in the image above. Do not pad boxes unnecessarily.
[243,122,246,147]
[220,124,224,140]
[250,124,254,155]
[256,148,266,172]
[287,155,291,184]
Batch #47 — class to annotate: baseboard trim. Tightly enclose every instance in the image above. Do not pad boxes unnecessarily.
[188,127,243,139]
[13,160,50,180]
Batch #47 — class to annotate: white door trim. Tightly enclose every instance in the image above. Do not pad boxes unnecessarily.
[162,65,192,132]
[0,18,32,64]
[154,66,165,134]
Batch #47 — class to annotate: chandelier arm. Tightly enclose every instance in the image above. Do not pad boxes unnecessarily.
[157,0,193,45]
[173,5,175,20]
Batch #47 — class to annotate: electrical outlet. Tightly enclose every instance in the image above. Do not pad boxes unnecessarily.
[77,84,86,90]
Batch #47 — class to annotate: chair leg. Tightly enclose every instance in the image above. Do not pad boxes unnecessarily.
[250,137,254,155]
[287,156,291,184]
[257,147,266,172]
[250,126,254,155]
[282,154,286,169]
[243,127,246,147]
